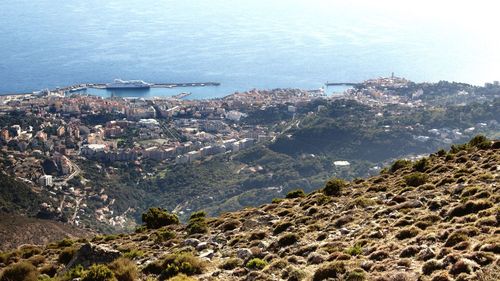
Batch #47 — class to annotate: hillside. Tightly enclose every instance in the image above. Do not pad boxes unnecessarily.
[0,137,498,280]
[0,215,93,252]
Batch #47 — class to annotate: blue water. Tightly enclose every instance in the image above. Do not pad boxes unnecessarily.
[1,0,499,98]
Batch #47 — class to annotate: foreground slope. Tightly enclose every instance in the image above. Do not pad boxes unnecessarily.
[0,138,498,281]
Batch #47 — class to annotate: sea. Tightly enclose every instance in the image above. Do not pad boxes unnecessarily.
[1,0,499,99]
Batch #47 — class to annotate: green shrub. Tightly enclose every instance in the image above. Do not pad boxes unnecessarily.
[323,178,346,196]
[272,198,284,204]
[346,269,366,281]
[413,158,429,172]
[447,200,494,217]
[156,229,177,242]
[123,249,144,259]
[390,159,411,173]
[61,264,85,280]
[81,264,116,281]
[345,244,363,256]
[450,143,469,153]
[246,258,267,270]
[278,233,299,247]
[109,258,138,281]
[17,245,42,259]
[444,231,469,247]
[57,238,74,248]
[27,255,45,266]
[286,189,306,199]
[189,211,206,220]
[468,135,491,149]
[160,252,206,279]
[0,262,39,281]
[404,172,428,187]
[220,258,242,270]
[312,261,346,281]
[395,227,419,240]
[187,211,208,235]
[58,247,76,264]
[39,264,58,277]
[142,207,179,229]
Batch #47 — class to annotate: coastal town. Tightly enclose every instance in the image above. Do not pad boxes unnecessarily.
[0,77,498,229]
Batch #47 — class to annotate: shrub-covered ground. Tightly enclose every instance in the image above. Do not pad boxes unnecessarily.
[0,139,499,280]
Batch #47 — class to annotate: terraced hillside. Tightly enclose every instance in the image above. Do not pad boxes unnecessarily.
[0,137,498,281]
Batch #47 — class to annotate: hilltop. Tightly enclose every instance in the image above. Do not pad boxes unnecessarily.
[0,136,498,281]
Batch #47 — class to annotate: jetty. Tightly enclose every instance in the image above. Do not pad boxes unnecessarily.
[325,82,359,87]
[88,82,220,89]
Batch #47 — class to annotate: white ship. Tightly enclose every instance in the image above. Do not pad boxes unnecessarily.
[106,79,152,89]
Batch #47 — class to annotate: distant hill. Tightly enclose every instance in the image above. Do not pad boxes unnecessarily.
[0,138,498,280]
[0,172,43,216]
[0,215,93,251]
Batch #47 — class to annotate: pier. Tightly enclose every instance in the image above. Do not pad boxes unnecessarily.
[325,82,359,87]
[87,82,220,89]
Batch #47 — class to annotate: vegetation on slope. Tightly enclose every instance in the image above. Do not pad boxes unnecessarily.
[1,137,498,281]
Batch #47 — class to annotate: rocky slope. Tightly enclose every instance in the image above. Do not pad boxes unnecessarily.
[0,137,498,281]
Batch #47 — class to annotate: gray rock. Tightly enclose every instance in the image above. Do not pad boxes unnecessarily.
[200,249,215,259]
[307,252,325,264]
[417,247,435,261]
[196,242,209,251]
[236,248,252,260]
[66,243,121,269]
[183,238,200,247]
[339,227,350,235]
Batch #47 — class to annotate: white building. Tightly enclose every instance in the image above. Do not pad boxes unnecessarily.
[38,175,53,187]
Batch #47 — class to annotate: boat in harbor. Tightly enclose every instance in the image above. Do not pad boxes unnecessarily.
[106,79,152,89]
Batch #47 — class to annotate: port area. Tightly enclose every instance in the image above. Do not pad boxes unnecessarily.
[88,82,220,89]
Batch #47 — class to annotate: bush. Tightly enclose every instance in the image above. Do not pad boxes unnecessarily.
[123,249,144,259]
[220,258,242,270]
[160,252,206,279]
[390,159,411,173]
[444,231,468,247]
[220,219,241,231]
[323,178,346,196]
[468,135,491,149]
[413,158,429,172]
[345,244,363,256]
[156,229,176,242]
[272,198,284,204]
[57,238,74,248]
[109,258,138,281]
[168,274,197,281]
[246,258,267,270]
[404,172,428,187]
[346,269,366,281]
[278,233,299,247]
[286,189,306,199]
[187,212,208,235]
[395,227,419,240]
[0,262,39,281]
[142,207,179,229]
[447,200,493,218]
[27,255,45,266]
[422,259,444,275]
[58,247,76,264]
[312,261,346,281]
[273,222,293,235]
[17,245,42,259]
[81,264,116,281]
[39,264,58,277]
